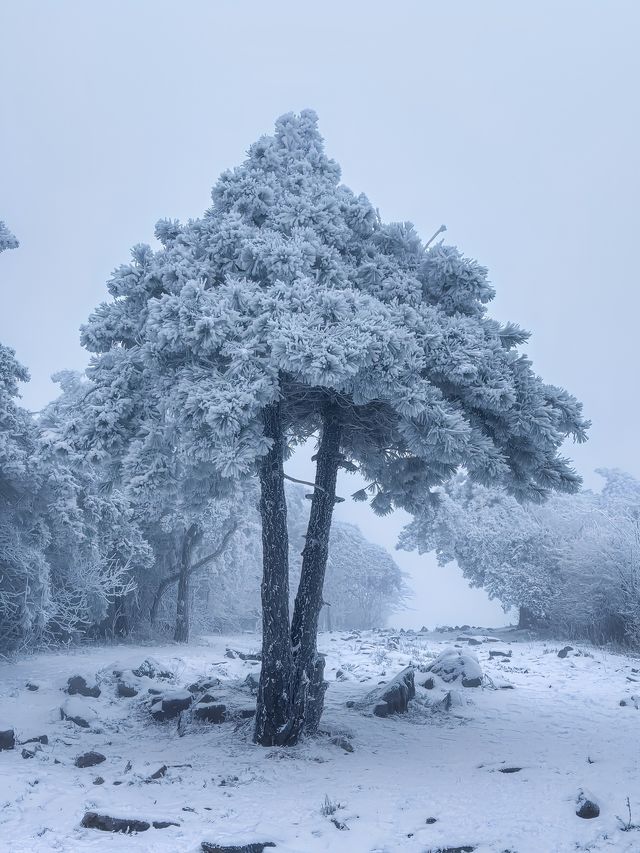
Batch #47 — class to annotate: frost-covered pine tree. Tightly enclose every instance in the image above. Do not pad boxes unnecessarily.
[38,371,153,639]
[79,111,588,743]
[399,474,557,626]
[402,469,640,644]
[0,222,19,254]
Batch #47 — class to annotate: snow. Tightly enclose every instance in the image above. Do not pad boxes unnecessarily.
[1,628,639,852]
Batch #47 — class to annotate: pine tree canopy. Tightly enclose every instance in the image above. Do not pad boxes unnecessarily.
[80,110,589,511]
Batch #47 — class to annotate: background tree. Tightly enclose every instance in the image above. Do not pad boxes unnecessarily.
[402,469,640,644]
[79,111,588,744]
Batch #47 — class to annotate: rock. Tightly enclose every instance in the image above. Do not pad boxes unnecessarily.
[66,675,101,698]
[425,817,437,824]
[557,646,574,659]
[193,701,226,724]
[21,735,48,746]
[81,812,151,833]
[150,690,192,722]
[0,729,15,751]
[75,751,106,768]
[224,649,236,659]
[188,678,221,694]
[432,848,475,853]
[244,673,260,693]
[422,677,435,689]
[238,707,256,719]
[21,747,37,759]
[153,820,180,829]
[132,658,173,680]
[498,766,521,773]
[467,637,482,646]
[228,649,261,662]
[153,764,169,780]
[93,776,104,785]
[116,681,138,698]
[576,790,600,819]
[367,666,415,717]
[201,844,276,853]
[489,650,512,659]
[25,682,39,691]
[427,647,483,687]
[60,697,97,728]
[330,735,353,753]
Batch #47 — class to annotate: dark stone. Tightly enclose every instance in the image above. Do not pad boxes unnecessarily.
[422,677,435,689]
[149,765,167,780]
[116,681,138,698]
[431,848,475,853]
[81,812,150,833]
[368,666,415,717]
[0,729,16,751]
[75,751,106,768]
[25,682,39,691]
[238,707,256,719]
[21,735,48,745]
[425,817,437,824]
[467,638,482,646]
[21,747,36,759]
[557,646,574,659]
[153,820,179,829]
[201,844,276,853]
[148,687,163,696]
[67,676,101,698]
[576,794,600,819]
[224,649,236,659]
[150,692,192,722]
[193,702,226,724]
[489,650,512,659]
[461,676,482,688]
[93,776,104,785]
[498,767,521,773]
[60,709,91,728]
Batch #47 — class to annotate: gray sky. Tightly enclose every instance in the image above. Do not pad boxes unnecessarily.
[2,1,638,628]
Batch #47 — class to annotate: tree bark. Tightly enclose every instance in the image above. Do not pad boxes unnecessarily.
[254,401,295,746]
[518,605,536,630]
[287,402,342,742]
[173,523,200,643]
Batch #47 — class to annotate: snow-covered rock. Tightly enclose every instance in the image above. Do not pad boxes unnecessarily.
[66,675,100,698]
[426,647,483,687]
[60,696,98,728]
[150,690,192,722]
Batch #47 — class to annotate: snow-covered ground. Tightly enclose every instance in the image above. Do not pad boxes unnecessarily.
[1,628,639,853]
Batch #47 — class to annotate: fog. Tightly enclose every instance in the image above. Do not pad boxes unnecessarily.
[2,0,638,628]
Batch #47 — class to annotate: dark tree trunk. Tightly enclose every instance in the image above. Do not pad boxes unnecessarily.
[287,403,342,742]
[254,402,295,746]
[518,605,536,629]
[173,523,200,643]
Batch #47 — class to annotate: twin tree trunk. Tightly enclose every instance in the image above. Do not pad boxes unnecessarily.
[254,399,342,746]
